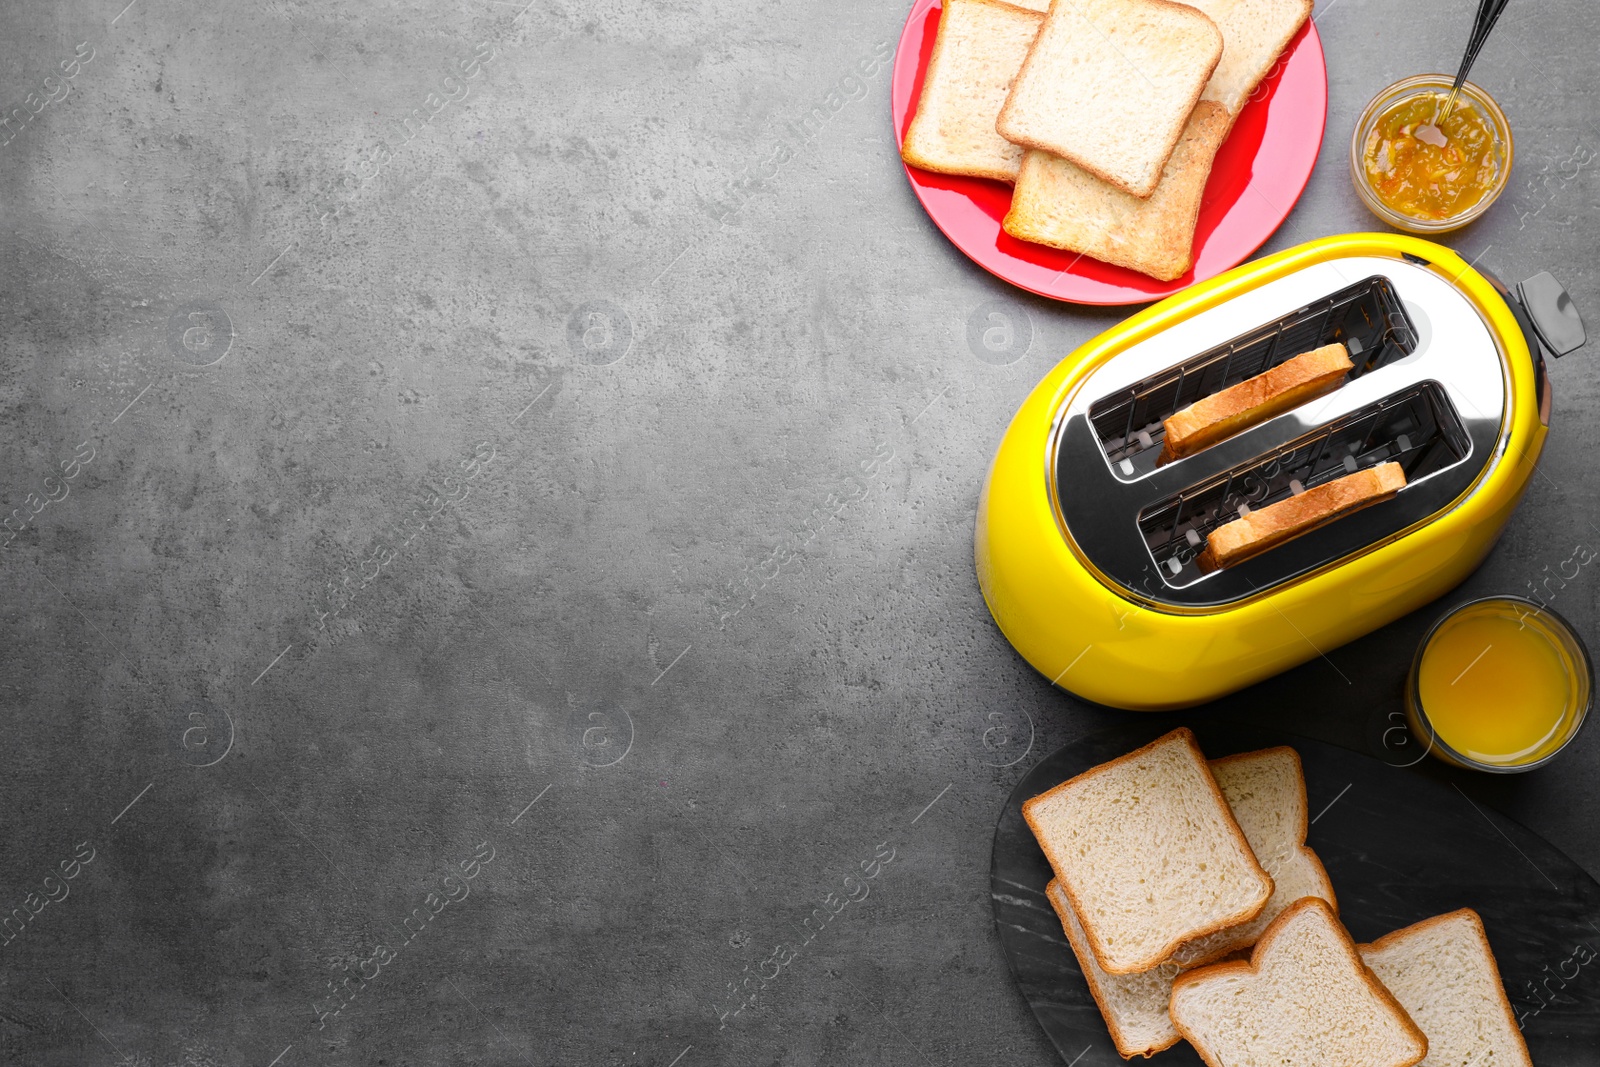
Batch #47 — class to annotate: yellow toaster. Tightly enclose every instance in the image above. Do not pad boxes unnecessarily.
[976,233,1586,710]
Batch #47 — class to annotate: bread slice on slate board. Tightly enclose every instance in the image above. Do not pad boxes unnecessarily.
[901,0,1045,183]
[1168,747,1338,968]
[1181,0,1313,118]
[1003,101,1231,281]
[1046,878,1186,1058]
[1170,898,1429,1067]
[996,0,1223,198]
[1198,461,1406,572]
[1043,748,1334,1056]
[1023,727,1273,975]
[1160,343,1354,463]
[1360,909,1533,1067]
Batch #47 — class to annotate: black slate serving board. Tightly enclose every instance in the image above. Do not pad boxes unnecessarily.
[991,722,1600,1066]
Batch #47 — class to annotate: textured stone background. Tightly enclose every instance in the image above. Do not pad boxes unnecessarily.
[1,0,1597,1064]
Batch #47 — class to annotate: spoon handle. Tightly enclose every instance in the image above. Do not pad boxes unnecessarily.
[1440,0,1512,123]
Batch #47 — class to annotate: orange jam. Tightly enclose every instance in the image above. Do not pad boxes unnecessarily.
[1362,91,1503,222]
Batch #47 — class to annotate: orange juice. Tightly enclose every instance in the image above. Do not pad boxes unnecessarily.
[1410,598,1590,769]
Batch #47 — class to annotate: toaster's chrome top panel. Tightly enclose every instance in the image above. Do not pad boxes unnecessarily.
[1050,254,1508,609]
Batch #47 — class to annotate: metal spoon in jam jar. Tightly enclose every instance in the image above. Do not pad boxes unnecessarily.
[1416,0,1512,144]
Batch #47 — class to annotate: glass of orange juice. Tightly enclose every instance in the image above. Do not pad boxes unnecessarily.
[1406,597,1592,772]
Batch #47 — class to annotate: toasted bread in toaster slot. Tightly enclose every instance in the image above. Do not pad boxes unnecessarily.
[1196,462,1406,571]
[1089,275,1418,480]
[1137,382,1470,586]
[1158,343,1354,464]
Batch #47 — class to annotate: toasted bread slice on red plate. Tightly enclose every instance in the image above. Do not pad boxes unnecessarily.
[1003,102,1231,281]
[1000,0,1311,280]
[1181,0,1313,119]
[996,0,1223,198]
[901,0,1045,183]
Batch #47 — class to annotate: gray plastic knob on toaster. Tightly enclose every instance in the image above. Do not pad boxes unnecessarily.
[1517,272,1586,358]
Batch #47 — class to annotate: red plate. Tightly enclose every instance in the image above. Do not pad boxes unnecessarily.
[892,0,1328,305]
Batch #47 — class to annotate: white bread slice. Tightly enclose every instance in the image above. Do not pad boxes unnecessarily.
[901,0,1045,183]
[1003,101,1231,281]
[1022,728,1272,975]
[1169,747,1337,968]
[1047,878,1186,1059]
[1181,0,1313,117]
[1043,747,1335,1058]
[1160,343,1354,463]
[1359,910,1533,1067]
[1198,462,1406,572]
[1000,0,1306,274]
[1170,898,1430,1067]
[996,0,1223,198]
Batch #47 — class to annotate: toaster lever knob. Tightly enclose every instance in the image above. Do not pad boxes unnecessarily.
[1518,272,1586,358]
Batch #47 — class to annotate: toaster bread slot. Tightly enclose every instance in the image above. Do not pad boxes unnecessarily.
[1159,343,1354,464]
[1137,382,1468,587]
[1195,462,1406,572]
[1091,276,1419,479]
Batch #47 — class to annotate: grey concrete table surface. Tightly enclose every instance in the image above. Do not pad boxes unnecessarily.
[1,0,1596,1064]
